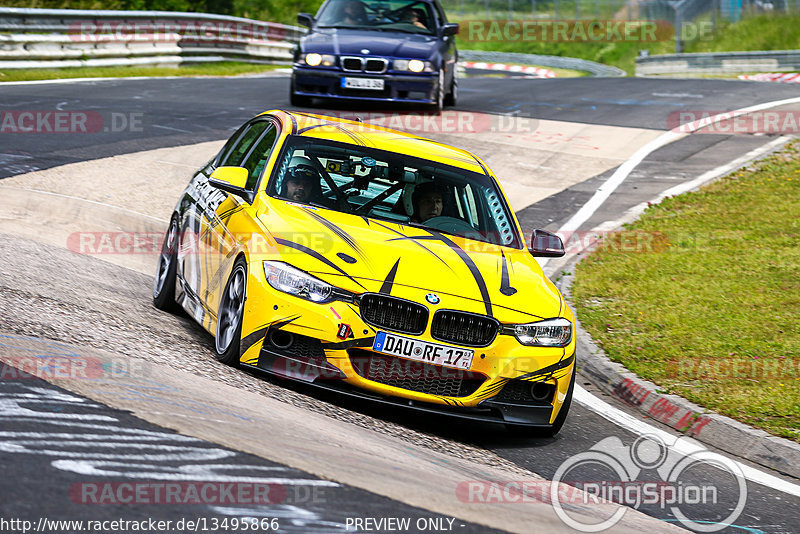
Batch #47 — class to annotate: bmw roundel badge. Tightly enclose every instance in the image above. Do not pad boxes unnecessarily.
[425,293,440,305]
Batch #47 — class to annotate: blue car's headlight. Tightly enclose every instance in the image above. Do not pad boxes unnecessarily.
[264,261,334,303]
[303,53,336,67]
[509,318,573,347]
[394,59,433,73]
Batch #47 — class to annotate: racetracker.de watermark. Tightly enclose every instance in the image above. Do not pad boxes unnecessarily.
[459,19,711,43]
[70,482,288,505]
[0,111,143,134]
[669,110,800,134]
[67,230,670,256]
[1,356,148,381]
[665,357,799,381]
[68,20,288,43]
[297,111,538,135]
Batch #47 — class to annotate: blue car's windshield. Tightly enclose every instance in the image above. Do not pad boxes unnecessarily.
[316,0,437,35]
[267,136,522,249]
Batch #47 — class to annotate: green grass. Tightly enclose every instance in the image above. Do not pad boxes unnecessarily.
[456,13,800,74]
[687,13,800,53]
[0,61,285,82]
[571,142,800,441]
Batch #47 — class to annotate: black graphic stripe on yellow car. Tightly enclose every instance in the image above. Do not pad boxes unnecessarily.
[298,122,368,147]
[337,252,357,264]
[297,123,333,135]
[390,231,493,316]
[402,138,485,168]
[240,315,301,356]
[474,381,507,400]
[274,237,367,290]
[287,112,298,134]
[379,259,400,295]
[499,251,517,296]
[304,209,365,258]
[431,231,493,316]
[370,220,454,272]
[217,202,244,224]
[516,354,575,382]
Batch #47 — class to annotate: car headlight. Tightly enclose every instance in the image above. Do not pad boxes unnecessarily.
[303,53,336,67]
[263,261,333,303]
[511,318,572,347]
[393,59,433,72]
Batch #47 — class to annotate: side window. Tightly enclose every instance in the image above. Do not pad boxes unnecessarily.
[242,126,278,190]
[220,121,270,168]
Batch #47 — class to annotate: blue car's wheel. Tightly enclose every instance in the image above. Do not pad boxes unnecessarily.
[444,67,457,107]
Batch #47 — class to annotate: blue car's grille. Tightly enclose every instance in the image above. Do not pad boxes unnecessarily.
[341,56,388,73]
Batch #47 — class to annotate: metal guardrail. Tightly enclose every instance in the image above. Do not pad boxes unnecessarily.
[460,49,627,76]
[0,7,303,69]
[636,49,800,76]
[0,7,626,76]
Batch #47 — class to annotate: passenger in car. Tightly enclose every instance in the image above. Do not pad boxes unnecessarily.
[400,8,427,29]
[411,181,445,222]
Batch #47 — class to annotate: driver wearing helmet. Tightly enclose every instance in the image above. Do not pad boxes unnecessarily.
[411,181,445,222]
[281,155,321,203]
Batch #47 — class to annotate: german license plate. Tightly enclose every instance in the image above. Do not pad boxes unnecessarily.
[342,77,384,90]
[372,331,474,370]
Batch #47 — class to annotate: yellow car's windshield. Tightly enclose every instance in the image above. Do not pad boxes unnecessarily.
[267,136,521,248]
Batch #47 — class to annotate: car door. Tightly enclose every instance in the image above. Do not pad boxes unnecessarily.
[179,118,280,332]
[204,119,280,331]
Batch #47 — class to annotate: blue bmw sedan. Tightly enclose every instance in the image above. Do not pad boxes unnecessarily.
[291,0,458,111]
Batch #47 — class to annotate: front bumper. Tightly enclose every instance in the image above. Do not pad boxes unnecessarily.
[292,66,439,104]
[238,269,575,426]
[248,343,559,427]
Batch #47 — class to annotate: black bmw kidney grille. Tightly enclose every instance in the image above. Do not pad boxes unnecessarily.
[364,58,387,72]
[359,294,428,335]
[431,311,499,347]
[348,349,485,397]
[342,57,363,71]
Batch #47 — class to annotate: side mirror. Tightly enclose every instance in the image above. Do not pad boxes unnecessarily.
[298,13,314,28]
[530,229,565,257]
[441,23,459,37]
[209,166,252,201]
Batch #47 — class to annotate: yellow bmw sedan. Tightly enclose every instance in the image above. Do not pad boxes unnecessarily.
[153,110,576,435]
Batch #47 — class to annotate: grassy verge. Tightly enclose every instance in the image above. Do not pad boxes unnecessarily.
[571,142,800,441]
[0,62,285,83]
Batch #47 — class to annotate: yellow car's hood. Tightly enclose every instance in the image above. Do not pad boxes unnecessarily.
[259,202,563,321]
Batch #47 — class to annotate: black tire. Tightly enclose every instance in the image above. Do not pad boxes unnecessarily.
[215,258,247,366]
[443,68,457,107]
[429,69,445,113]
[153,216,179,312]
[506,370,575,438]
[290,80,313,107]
